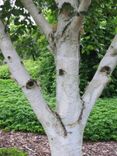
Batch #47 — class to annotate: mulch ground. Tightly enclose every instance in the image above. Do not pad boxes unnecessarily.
[0,130,117,156]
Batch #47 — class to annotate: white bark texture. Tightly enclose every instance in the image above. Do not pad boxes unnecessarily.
[0,0,117,155]
[55,0,92,128]
[0,20,66,138]
[48,125,83,156]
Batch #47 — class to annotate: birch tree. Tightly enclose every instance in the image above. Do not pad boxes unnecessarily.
[0,0,117,156]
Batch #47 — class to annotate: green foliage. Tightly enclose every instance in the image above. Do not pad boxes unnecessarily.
[0,60,39,79]
[0,59,55,96]
[24,60,40,79]
[79,0,117,97]
[25,58,55,96]
[0,65,10,79]
[37,54,55,96]
[0,79,117,141]
[0,56,117,98]
[0,60,40,79]
[84,98,117,141]
[0,80,44,133]
[12,27,42,60]
[0,148,27,156]
[0,0,117,98]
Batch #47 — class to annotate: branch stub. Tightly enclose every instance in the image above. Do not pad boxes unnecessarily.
[26,79,37,89]
[100,66,111,75]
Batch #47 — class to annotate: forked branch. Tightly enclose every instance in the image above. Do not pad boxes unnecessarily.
[78,0,91,15]
[71,0,91,32]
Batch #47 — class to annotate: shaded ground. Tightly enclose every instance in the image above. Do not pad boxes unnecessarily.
[0,130,117,156]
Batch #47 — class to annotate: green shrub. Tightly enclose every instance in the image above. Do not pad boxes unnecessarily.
[84,98,117,141]
[0,59,117,97]
[25,58,55,96]
[0,65,10,79]
[24,60,40,79]
[0,79,54,133]
[37,54,55,96]
[0,79,43,133]
[0,148,27,156]
[0,59,55,96]
[0,80,117,141]
[0,60,40,80]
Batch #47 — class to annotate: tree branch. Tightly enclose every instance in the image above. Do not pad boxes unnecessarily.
[70,0,91,32]
[20,0,56,53]
[81,35,117,126]
[78,0,91,15]
[0,20,67,137]
[55,0,79,10]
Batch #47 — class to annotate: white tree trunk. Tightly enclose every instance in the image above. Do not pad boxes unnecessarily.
[56,41,81,124]
[49,135,83,156]
[48,124,84,156]
[0,0,117,156]
[53,39,84,155]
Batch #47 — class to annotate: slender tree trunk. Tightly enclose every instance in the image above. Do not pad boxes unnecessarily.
[48,41,84,156]
[56,40,82,124]
[48,36,84,156]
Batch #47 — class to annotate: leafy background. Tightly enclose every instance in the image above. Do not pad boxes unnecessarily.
[0,0,117,141]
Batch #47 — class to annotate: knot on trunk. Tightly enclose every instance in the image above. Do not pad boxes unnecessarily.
[56,0,78,11]
[26,79,37,89]
[111,45,117,56]
[60,3,74,17]
[100,66,111,75]
[7,56,12,63]
[7,56,11,59]
[59,69,65,76]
